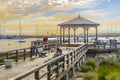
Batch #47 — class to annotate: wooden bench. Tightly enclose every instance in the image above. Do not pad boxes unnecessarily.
[37,47,47,57]
[39,51,47,57]
[50,47,56,52]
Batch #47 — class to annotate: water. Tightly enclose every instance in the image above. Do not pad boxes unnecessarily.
[0,37,120,53]
[0,38,36,52]
[0,38,58,53]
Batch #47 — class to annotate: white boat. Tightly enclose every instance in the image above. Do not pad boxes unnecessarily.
[18,38,26,43]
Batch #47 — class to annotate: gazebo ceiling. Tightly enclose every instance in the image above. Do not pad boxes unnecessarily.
[58,16,100,26]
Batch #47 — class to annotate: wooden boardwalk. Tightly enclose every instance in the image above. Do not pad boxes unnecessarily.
[0,47,73,80]
[1,42,119,80]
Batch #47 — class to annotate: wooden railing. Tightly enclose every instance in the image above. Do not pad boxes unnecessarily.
[0,41,59,65]
[12,44,88,80]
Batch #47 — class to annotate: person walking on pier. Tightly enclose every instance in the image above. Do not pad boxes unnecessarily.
[31,42,37,58]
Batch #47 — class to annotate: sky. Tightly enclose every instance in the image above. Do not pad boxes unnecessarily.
[0,0,120,36]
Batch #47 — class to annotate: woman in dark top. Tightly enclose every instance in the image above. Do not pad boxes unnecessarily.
[53,48,62,58]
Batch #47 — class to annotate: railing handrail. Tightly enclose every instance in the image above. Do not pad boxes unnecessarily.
[0,41,58,54]
[10,55,65,80]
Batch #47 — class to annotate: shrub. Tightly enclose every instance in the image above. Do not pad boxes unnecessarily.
[85,59,96,70]
[97,60,120,80]
[84,72,98,80]
[99,60,119,67]
[81,64,94,72]
[105,72,120,80]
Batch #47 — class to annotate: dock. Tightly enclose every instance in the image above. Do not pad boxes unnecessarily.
[0,47,71,80]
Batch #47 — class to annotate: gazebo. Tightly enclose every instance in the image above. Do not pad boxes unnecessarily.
[58,15,100,45]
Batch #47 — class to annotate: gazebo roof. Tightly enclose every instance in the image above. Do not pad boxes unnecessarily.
[58,15,99,26]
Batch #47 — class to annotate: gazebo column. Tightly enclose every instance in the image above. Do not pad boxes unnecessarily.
[84,27,86,43]
[68,27,70,45]
[74,27,77,43]
[95,27,98,41]
[63,27,65,43]
[60,26,62,44]
[86,27,89,43]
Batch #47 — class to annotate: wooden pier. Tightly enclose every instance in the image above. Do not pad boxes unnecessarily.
[0,41,120,80]
[0,43,88,80]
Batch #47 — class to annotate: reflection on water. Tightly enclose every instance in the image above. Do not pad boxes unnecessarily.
[0,38,37,52]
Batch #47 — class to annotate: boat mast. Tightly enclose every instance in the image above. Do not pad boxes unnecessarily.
[36,25,38,38]
[3,21,5,36]
[19,21,21,38]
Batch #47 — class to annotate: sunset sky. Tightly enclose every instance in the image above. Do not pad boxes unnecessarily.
[0,0,120,35]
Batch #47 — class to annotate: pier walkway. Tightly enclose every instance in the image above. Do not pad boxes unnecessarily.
[9,44,87,80]
[0,43,88,80]
[0,47,74,80]
[1,42,120,80]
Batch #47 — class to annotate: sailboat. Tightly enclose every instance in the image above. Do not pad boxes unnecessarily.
[18,21,26,43]
[0,21,7,39]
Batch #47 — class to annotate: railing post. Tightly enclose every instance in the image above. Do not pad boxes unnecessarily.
[56,60,59,77]
[47,64,51,80]
[79,59,81,67]
[23,49,26,60]
[6,52,9,59]
[62,56,65,71]
[72,66,75,80]
[75,50,77,60]
[16,50,18,62]
[67,54,69,68]
[71,52,73,64]
[35,70,39,80]
[74,51,76,62]
[30,47,32,59]
[65,73,68,80]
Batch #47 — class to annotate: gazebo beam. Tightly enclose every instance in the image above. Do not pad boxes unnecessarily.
[68,27,70,45]
[74,27,77,43]
[84,27,86,43]
[60,26,62,44]
[86,27,89,43]
[63,27,65,43]
[95,26,98,41]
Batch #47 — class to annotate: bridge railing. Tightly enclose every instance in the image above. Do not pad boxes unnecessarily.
[12,44,88,80]
[0,41,59,65]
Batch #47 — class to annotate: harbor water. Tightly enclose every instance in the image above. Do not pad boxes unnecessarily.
[0,37,120,53]
[0,38,35,52]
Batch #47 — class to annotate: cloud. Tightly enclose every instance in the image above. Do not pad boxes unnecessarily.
[0,0,109,13]
[0,0,117,35]
[0,0,112,21]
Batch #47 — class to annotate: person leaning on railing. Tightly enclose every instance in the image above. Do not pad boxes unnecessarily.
[52,48,63,73]
[44,48,63,63]
[53,48,62,58]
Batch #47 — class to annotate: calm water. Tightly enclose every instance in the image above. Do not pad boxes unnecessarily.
[0,38,37,52]
[0,37,120,53]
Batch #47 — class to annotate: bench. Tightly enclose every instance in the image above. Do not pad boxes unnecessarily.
[39,51,47,57]
[50,47,56,52]
[37,47,47,57]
